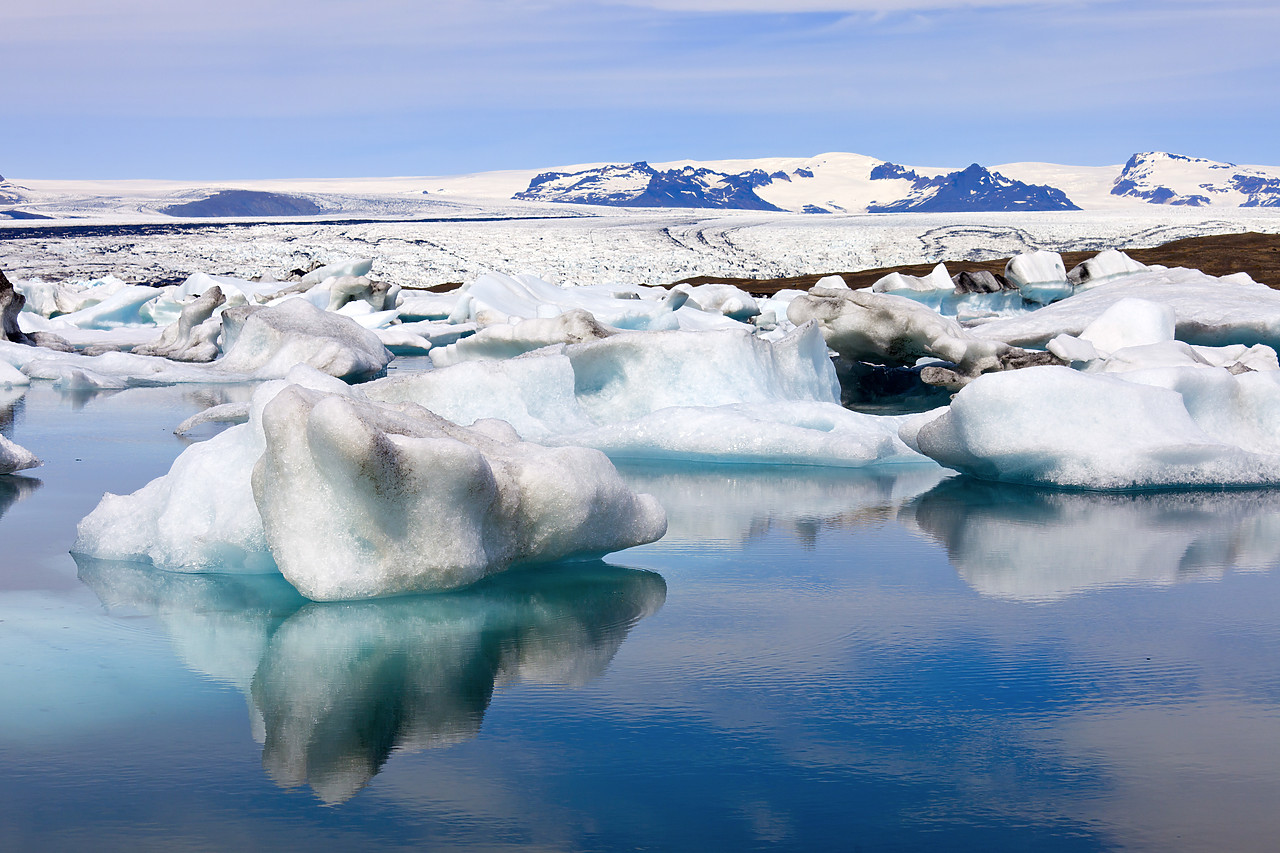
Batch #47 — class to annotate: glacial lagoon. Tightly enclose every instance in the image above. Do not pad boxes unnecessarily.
[4,382,1280,851]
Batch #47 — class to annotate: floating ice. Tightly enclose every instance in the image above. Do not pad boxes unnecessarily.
[71,371,352,572]
[429,309,613,367]
[461,271,739,331]
[787,286,1007,375]
[902,364,1280,489]
[0,432,39,475]
[1005,250,1072,304]
[74,366,667,599]
[299,258,374,286]
[1067,249,1147,289]
[559,401,922,467]
[133,286,225,362]
[971,266,1280,351]
[1077,297,1175,353]
[216,299,393,381]
[675,283,761,321]
[369,324,929,467]
[870,263,954,308]
[0,360,29,387]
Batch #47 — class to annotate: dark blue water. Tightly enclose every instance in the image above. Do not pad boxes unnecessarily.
[3,384,1280,851]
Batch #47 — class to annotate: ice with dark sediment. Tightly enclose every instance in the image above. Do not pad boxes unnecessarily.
[73,366,668,600]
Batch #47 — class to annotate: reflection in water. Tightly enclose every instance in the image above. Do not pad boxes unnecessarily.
[76,556,665,803]
[0,475,42,522]
[0,386,25,434]
[905,477,1280,601]
[616,461,947,548]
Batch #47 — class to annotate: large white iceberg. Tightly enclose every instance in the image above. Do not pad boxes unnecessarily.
[252,385,667,600]
[73,366,667,599]
[902,364,1280,489]
[368,323,926,468]
[787,285,1008,375]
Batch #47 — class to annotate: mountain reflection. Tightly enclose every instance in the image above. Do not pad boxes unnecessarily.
[905,477,1280,601]
[75,557,666,803]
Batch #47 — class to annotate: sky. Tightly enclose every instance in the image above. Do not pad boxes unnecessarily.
[4,0,1279,178]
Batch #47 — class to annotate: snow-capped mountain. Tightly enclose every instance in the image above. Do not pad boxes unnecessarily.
[1109,152,1280,207]
[511,158,1077,213]
[4,151,1280,221]
[515,162,783,211]
[864,163,1079,213]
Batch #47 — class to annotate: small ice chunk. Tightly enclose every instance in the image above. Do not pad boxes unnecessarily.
[1005,250,1071,304]
[1078,297,1175,354]
[0,432,39,474]
[299,259,374,286]
[216,299,393,381]
[174,402,251,435]
[430,309,613,368]
[0,359,29,387]
[871,263,953,295]
[1047,334,1100,363]
[133,286,226,363]
[1067,249,1146,290]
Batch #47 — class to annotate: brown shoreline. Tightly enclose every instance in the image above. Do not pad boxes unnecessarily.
[670,232,1280,296]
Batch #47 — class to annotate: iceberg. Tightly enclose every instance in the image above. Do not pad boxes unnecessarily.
[215,299,393,381]
[132,286,226,363]
[786,285,1017,380]
[971,267,1280,351]
[0,432,39,475]
[429,309,613,368]
[1005,250,1072,304]
[73,366,668,599]
[366,323,925,468]
[252,385,667,600]
[902,365,1280,489]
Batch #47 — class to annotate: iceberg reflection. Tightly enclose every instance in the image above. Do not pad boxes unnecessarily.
[0,474,41,522]
[76,556,665,803]
[904,477,1280,601]
[616,460,947,547]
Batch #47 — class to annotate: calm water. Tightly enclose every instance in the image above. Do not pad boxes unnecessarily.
[3,383,1280,851]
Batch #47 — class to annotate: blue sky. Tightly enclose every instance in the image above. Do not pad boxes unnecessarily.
[5,0,1278,178]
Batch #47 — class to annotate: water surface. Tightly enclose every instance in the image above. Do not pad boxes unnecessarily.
[3,384,1280,851]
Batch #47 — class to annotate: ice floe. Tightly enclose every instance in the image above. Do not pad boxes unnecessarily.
[0,432,39,475]
[902,364,1280,489]
[73,366,667,599]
